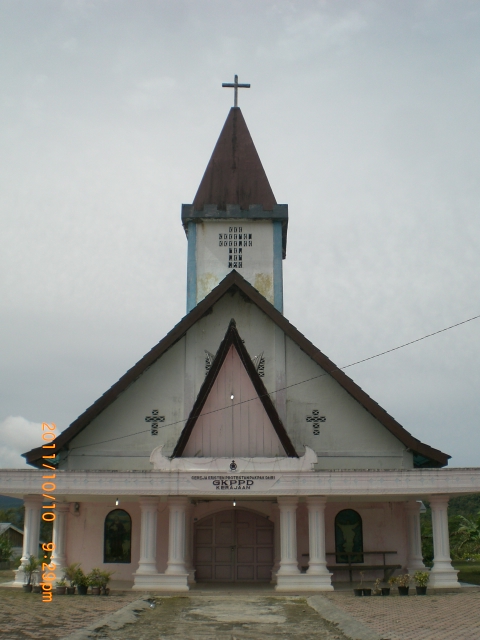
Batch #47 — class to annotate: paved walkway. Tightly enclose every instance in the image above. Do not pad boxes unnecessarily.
[1,583,480,640]
[324,589,480,640]
[0,588,140,640]
[91,595,350,640]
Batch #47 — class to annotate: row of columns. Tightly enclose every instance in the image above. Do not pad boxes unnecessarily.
[14,494,460,590]
[276,496,332,590]
[133,497,191,590]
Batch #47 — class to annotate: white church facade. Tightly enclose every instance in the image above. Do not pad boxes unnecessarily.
[2,93,480,592]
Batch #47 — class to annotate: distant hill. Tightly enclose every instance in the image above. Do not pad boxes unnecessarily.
[0,495,23,509]
[449,494,480,518]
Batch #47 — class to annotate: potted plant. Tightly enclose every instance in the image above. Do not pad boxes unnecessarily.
[396,573,411,596]
[63,562,80,594]
[381,576,395,596]
[55,578,66,595]
[88,568,103,595]
[353,571,364,596]
[22,555,39,592]
[373,578,382,596]
[414,570,430,595]
[75,567,89,595]
[99,570,114,595]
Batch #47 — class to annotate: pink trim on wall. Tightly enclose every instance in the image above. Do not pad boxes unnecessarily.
[183,345,284,457]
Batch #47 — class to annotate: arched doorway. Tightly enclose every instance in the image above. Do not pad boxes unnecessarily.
[194,509,274,582]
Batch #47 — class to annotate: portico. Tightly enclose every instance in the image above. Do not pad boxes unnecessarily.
[5,464,477,590]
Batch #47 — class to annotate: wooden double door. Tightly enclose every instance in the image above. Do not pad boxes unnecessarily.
[194,509,274,582]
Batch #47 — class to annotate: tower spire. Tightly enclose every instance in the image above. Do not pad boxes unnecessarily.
[182,104,288,314]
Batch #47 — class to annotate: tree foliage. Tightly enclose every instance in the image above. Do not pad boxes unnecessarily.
[421,494,480,563]
[0,532,13,561]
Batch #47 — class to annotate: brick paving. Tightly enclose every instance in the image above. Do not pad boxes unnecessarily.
[0,587,140,640]
[325,589,480,640]
[2,582,480,640]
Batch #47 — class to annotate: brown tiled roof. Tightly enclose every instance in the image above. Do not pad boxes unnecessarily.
[192,107,277,211]
[23,271,450,468]
[172,319,297,458]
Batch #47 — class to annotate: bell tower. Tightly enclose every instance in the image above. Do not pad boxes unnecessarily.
[182,79,288,313]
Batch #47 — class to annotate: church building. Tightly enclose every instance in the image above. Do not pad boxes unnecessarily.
[4,79,480,592]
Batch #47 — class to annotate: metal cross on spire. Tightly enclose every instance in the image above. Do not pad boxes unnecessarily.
[222,74,250,107]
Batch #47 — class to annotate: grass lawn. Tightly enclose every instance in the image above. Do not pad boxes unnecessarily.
[453,561,480,585]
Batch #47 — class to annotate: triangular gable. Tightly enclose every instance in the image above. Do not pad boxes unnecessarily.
[172,320,297,458]
[23,270,450,468]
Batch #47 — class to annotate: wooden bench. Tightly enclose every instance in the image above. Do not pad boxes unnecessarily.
[325,551,401,583]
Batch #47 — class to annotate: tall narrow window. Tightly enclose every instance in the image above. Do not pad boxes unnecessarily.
[335,509,363,563]
[104,509,131,563]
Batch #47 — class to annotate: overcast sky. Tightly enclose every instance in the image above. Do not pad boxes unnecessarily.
[1,0,479,469]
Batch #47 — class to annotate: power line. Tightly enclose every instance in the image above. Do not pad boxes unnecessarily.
[67,312,480,453]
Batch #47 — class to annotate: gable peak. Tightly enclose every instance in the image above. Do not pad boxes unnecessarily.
[172,318,297,459]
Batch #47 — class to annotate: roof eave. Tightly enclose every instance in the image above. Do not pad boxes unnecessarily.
[23,270,450,469]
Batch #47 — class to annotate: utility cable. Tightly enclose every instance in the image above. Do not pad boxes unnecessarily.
[66,312,480,454]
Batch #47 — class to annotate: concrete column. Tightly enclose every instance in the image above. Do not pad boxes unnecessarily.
[184,502,195,584]
[405,501,426,575]
[133,497,159,588]
[277,497,300,575]
[51,503,70,577]
[14,495,43,586]
[429,495,460,588]
[306,496,333,590]
[166,497,189,576]
[271,504,281,584]
[275,497,301,591]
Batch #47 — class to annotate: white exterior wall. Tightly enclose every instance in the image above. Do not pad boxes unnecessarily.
[61,289,412,471]
[196,220,275,305]
[63,337,187,471]
[284,336,412,469]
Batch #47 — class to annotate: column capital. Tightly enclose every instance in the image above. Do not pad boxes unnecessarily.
[277,496,298,508]
[23,494,43,507]
[405,500,422,512]
[306,496,327,508]
[429,494,450,507]
[168,496,190,508]
[138,496,159,508]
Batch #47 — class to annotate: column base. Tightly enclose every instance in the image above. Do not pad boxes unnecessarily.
[275,573,333,592]
[407,562,426,575]
[13,569,26,587]
[133,572,189,591]
[429,568,461,589]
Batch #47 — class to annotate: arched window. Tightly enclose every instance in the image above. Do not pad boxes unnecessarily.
[335,509,363,564]
[104,509,131,564]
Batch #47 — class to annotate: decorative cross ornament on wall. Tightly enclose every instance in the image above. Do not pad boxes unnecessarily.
[218,225,253,270]
[222,74,250,107]
[306,409,326,436]
[145,409,165,436]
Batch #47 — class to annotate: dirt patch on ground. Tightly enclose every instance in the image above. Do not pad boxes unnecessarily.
[87,595,349,640]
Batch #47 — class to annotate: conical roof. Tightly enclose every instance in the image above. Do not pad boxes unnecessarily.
[192,107,277,211]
